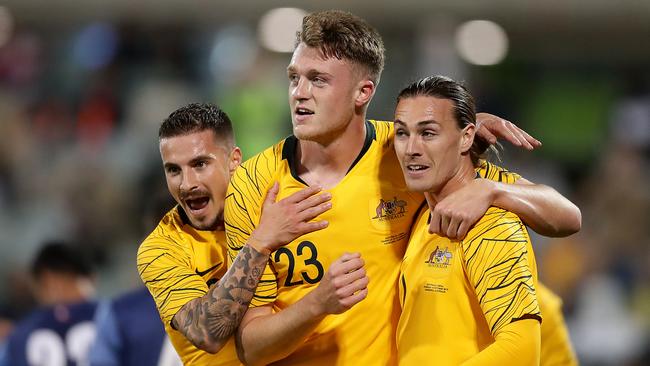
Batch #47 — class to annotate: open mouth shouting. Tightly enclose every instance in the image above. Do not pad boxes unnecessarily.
[182,192,211,217]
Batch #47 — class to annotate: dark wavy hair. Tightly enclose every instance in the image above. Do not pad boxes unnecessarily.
[159,103,234,146]
[31,241,93,280]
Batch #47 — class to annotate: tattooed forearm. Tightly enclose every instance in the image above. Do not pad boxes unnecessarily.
[172,244,269,353]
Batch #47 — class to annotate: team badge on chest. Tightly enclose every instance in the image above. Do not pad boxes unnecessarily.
[425,246,453,269]
[368,196,411,243]
[371,196,408,221]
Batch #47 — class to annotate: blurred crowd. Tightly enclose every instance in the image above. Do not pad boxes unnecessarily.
[0,15,648,366]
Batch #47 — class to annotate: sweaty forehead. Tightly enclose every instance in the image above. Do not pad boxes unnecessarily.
[291,43,328,61]
[395,96,455,125]
[288,43,354,72]
[159,130,226,161]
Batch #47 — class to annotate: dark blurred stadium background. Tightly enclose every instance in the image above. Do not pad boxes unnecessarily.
[0,1,648,365]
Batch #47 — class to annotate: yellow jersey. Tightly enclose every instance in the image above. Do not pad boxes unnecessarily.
[476,159,520,183]
[538,284,578,366]
[477,159,578,366]
[225,120,424,365]
[137,207,240,366]
[397,206,541,365]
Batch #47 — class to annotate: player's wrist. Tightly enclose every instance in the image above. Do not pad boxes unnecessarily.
[484,179,502,205]
[304,286,331,318]
[248,230,275,256]
[475,178,498,204]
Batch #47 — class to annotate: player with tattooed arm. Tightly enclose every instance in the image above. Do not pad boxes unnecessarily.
[137,103,331,365]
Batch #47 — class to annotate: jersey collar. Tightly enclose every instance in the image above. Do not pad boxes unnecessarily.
[281,120,377,185]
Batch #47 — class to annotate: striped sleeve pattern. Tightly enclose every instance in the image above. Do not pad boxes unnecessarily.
[462,208,540,334]
[224,145,281,307]
[476,160,521,184]
[136,228,208,325]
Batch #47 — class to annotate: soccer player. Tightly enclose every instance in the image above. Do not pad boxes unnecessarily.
[89,287,182,366]
[91,176,180,366]
[1,242,98,366]
[394,75,541,365]
[137,103,332,365]
[226,10,580,366]
[538,284,579,366]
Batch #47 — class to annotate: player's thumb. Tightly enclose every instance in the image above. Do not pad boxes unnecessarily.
[263,182,280,208]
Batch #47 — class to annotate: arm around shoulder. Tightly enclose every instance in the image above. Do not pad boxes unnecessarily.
[492,177,581,237]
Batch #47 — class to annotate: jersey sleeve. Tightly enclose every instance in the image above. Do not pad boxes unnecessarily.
[461,208,541,335]
[137,236,208,325]
[476,160,521,184]
[224,147,280,307]
[460,319,541,366]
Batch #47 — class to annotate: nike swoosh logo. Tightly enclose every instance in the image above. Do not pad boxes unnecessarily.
[195,262,222,277]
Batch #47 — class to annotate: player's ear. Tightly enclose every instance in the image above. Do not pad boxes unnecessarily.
[354,79,375,108]
[460,124,475,153]
[229,146,242,175]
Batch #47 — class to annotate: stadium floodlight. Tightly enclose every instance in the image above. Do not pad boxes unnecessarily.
[258,7,307,53]
[455,20,509,66]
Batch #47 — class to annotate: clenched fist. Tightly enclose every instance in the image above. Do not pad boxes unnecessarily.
[310,252,369,315]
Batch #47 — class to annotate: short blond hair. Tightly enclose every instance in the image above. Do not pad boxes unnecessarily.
[296,10,385,84]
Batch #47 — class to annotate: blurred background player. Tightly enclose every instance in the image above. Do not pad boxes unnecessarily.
[538,283,578,365]
[1,241,97,366]
[89,287,181,366]
[89,188,181,366]
[0,308,14,352]
[137,103,332,365]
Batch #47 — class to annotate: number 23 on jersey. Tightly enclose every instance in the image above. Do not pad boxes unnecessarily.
[273,241,324,287]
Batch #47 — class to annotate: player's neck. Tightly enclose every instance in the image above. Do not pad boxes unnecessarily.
[428,158,476,204]
[295,116,367,189]
[207,216,225,232]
